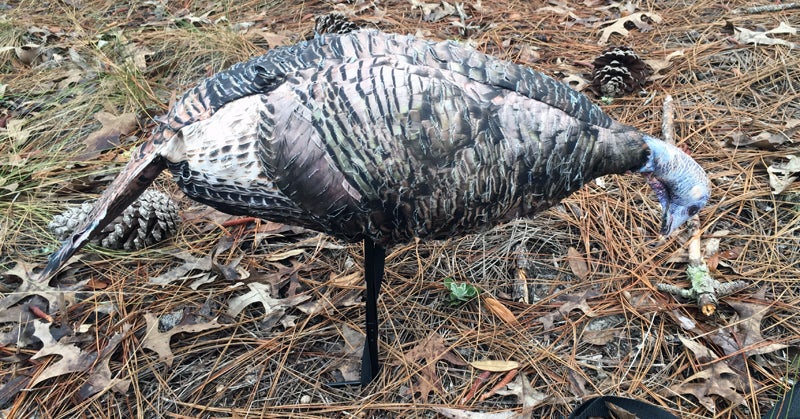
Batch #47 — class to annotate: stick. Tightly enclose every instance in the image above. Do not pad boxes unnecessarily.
[661,95,675,145]
[733,3,800,14]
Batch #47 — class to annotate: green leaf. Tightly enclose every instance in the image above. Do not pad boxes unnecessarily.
[443,277,479,306]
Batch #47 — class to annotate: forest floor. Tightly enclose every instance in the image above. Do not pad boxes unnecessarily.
[1,0,799,418]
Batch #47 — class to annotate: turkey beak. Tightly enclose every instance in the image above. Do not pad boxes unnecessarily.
[37,141,166,283]
[660,211,675,237]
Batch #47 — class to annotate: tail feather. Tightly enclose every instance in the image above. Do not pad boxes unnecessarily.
[38,141,167,282]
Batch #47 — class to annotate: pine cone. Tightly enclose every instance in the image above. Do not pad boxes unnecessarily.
[590,46,651,98]
[49,189,180,251]
[313,13,361,36]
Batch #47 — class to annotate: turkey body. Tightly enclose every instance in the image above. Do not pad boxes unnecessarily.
[37,29,709,388]
[156,30,649,247]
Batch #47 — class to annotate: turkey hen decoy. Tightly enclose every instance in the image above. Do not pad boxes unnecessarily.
[38,30,710,387]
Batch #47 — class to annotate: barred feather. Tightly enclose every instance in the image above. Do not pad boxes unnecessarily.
[158,30,649,245]
[40,30,709,281]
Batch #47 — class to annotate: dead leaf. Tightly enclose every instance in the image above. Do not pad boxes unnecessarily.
[644,50,685,76]
[260,31,291,48]
[483,297,519,326]
[726,129,793,150]
[149,249,213,285]
[433,407,522,419]
[79,112,138,160]
[141,313,222,367]
[126,44,153,71]
[79,324,132,399]
[331,324,365,382]
[714,301,787,360]
[0,260,87,314]
[409,0,457,22]
[538,289,599,329]
[566,247,590,280]
[597,12,663,45]
[211,236,249,282]
[733,22,798,48]
[403,332,467,402]
[263,248,306,262]
[30,321,97,386]
[767,155,800,194]
[5,118,31,146]
[226,282,311,317]
[55,68,85,90]
[606,402,638,419]
[470,360,520,372]
[492,372,547,410]
[567,368,590,397]
[581,328,617,345]
[669,336,746,411]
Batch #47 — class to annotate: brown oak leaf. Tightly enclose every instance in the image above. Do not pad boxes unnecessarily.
[402,332,466,402]
[538,289,599,329]
[79,324,132,399]
[79,111,138,160]
[141,313,222,367]
[669,336,746,412]
[30,321,97,386]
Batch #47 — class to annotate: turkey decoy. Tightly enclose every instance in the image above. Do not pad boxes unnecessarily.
[37,30,710,387]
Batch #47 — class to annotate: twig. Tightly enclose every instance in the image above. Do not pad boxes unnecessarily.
[732,3,800,14]
[221,217,259,227]
[479,369,518,401]
[513,244,530,304]
[661,95,675,145]
[461,370,492,404]
[29,305,53,323]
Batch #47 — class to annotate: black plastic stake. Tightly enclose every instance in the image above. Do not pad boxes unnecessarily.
[360,238,385,387]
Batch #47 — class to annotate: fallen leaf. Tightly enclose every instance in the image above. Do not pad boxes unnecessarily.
[566,247,590,280]
[726,129,794,150]
[492,372,547,410]
[644,50,685,76]
[733,22,798,48]
[263,248,306,262]
[149,249,213,285]
[597,12,663,45]
[483,297,519,326]
[30,321,97,386]
[226,282,311,317]
[767,155,800,194]
[79,324,132,399]
[331,324,365,382]
[669,336,746,411]
[567,368,589,397]
[433,407,522,419]
[0,260,87,314]
[211,236,249,282]
[403,332,467,402]
[5,118,31,146]
[470,360,520,372]
[56,68,86,89]
[141,313,222,367]
[126,44,153,71]
[260,31,291,48]
[409,0,457,22]
[581,328,617,345]
[79,112,138,160]
[538,289,599,329]
[712,301,787,362]
[0,376,32,407]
